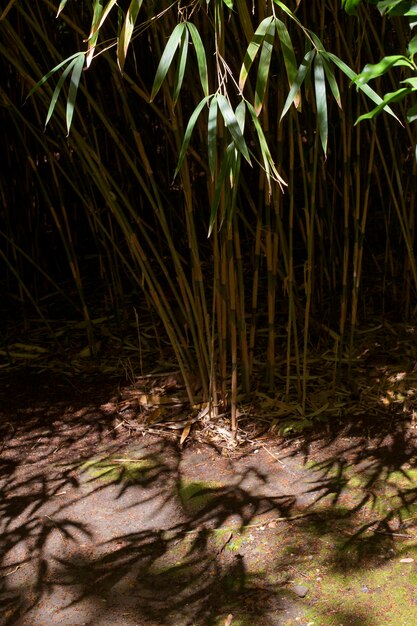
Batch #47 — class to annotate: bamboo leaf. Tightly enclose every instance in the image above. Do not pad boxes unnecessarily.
[320,52,342,108]
[25,52,83,101]
[217,94,251,164]
[254,20,275,116]
[325,51,401,122]
[314,53,328,153]
[187,23,209,97]
[173,27,189,104]
[117,0,144,73]
[86,0,104,69]
[354,55,414,85]
[56,0,69,17]
[150,23,186,102]
[222,0,234,9]
[408,33,417,55]
[208,143,233,236]
[275,18,298,86]
[280,49,315,120]
[246,101,286,189]
[355,87,409,123]
[235,0,254,43]
[44,57,78,128]
[208,97,218,179]
[66,52,85,134]
[239,16,274,91]
[342,0,362,14]
[407,101,417,123]
[174,96,211,177]
[87,0,119,40]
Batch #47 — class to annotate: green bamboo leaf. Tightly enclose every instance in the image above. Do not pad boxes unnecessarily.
[86,0,104,68]
[235,0,254,43]
[254,20,275,116]
[87,0,119,40]
[320,52,342,108]
[280,49,315,120]
[66,52,85,134]
[246,101,286,189]
[208,143,234,237]
[273,0,304,29]
[150,23,185,102]
[314,54,328,153]
[407,101,417,123]
[402,77,417,88]
[56,0,69,17]
[355,55,414,85]
[342,0,362,14]
[208,97,218,179]
[239,16,274,91]
[117,0,144,73]
[174,96,211,177]
[44,57,77,128]
[187,23,209,97]
[325,51,401,122]
[222,0,234,9]
[25,52,83,101]
[275,18,298,86]
[217,95,251,164]
[235,100,246,132]
[355,87,409,123]
[173,27,189,104]
[408,33,417,55]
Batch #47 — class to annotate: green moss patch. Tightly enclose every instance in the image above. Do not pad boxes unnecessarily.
[79,456,159,483]
[179,479,222,514]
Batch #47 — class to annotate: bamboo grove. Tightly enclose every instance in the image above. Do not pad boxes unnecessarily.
[1,1,417,433]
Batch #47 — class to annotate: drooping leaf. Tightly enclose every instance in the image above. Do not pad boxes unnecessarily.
[320,52,342,108]
[174,96,211,177]
[87,0,119,40]
[239,16,274,91]
[355,55,414,84]
[280,49,315,120]
[401,76,417,87]
[246,101,286,189]
[408,33,417,55]
[172,27,189,104]
[254,20,275,115]
[208,143,234,236]
[86,0,104,68]
[208,97,218,179]
[355,87,409,123]
[117,0,144,73]
[235,0,254,43]
[66,51,85,134]
[314,53,328,153]
[56,0,69,17]
[407,101,417,123]
[275,18,298,87]
[325,51,401,122]
[221,0,234,9]
[44,57,78,129]
[150,23,186,102]
[342,0,363,14]
[217,95,251,164]
[25,52,83,101]
[187,23,209,97]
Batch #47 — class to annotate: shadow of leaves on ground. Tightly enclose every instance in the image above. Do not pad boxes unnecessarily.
[3,371,417,624]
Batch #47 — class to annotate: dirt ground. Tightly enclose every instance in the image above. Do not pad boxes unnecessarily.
[2,370,417,626]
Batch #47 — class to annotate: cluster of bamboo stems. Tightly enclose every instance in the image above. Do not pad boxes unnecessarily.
[1,1,416,432]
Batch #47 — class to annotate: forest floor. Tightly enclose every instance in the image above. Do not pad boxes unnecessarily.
[2,350,417,626]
